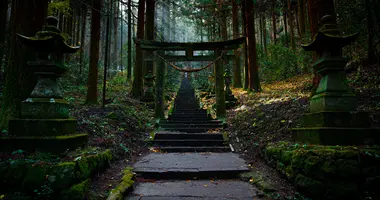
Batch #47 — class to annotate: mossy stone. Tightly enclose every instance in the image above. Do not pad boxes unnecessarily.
[22,165,46,191]
[304,156,321,175]
[285,166,294,180]
[326,181,359,199]
[320,159,337,175]
[59,178,90,200]
[294,174,325,198]
[291,153,306,169]
[75,158,90,181]
[48,162,75,189]
[5,160,27,187]
[281,151,293,165]
[335,159,359,177]
[334,149,358,159]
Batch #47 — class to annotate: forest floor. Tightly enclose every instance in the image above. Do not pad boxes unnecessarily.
[59,71,155,199]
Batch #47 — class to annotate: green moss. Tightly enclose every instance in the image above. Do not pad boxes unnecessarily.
[60,179,90,200]
[304,156,321,175]
[107,167,135,200]
[294,174,325,197]
[48,162,75,189]
[22,165,46,191]
[281,151,293,165]
[335,159,359,177]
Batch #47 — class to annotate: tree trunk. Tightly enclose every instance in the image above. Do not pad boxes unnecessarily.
[263,15,267,55]
[75,10,81,46]
[241,0,249,89]
[272,0,277,44]
[365,0,376,63]
[245,0,261,92]
[131,0,146,97]
[85,0,102,105]
[283,1,288,47]
[144,0,155,75]
[120,2,123,72]
[288,0,296,50]
[0,0,7,72]
[102,0,112,108]
[232,0,242,88]
[299,0,306,37]
[113,0,119,68]
[0,0,48,128]
[79,6,87,74]
[127,0,132,79]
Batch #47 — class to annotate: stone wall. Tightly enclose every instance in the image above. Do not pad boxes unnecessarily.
[0,149,112,199]
[264,142,380,200]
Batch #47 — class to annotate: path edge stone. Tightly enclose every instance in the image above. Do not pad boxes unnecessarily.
[106,167,135,200]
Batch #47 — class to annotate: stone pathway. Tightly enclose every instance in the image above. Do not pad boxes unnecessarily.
[126,78,263,199]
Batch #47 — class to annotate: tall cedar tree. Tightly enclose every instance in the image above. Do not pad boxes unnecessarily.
[232,0,242,88]
[0,0,48,128]
[145,0,155,74]
[127,0,132,79]
[79,5,87,74]
[0,0,7,72]
[241,0,249,89]
[131,0,146,97]
[245,0,261,91]
[85,0,102,105]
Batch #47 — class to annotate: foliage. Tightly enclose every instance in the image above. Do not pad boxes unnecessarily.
[258,44,312,83]
[48,0,72,16]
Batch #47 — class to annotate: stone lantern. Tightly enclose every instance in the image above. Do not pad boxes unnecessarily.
[141,70,155,103]
[0,16,87,152]
[224,69,237,108]
[207,72,215,95]
[292,15,379,145]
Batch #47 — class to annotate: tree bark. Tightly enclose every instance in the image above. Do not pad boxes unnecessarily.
[144,0,155,75]
[365,0,376,63]
[262,15,267,55]
[272,0,277,44]
[0,0,48,128]
[288,0,295,50]
[0,0,7,72]
[232,0,242,88]
[241,0,249,89]
[283,1,288,47]
[299,0,306,37]
[79,5,87,74]
[245,0,261,92]
[85,0,102,105]
[131,0,146,97]
[127,0,132,79]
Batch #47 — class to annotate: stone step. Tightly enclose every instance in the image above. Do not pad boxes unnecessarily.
[160,124,223,129]
[154,132,224,140]
[153,146,231,152]
[153,139,225,147]
[167,119,210,123]
[133,153,249,179]
[168,115,209,120]
[172,110,207,114]
[127,180,261,200]
[160,120,222,124]
[162,128,219,133]
[170,113,208,117]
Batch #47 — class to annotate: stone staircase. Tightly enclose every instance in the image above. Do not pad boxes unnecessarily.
[127,78,262,200]
[153,78,229,152]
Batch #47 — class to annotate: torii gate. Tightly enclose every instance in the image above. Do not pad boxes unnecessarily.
[135,37,245,119]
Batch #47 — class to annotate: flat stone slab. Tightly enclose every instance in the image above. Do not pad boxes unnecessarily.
[133,153,249,179]
[126,180,261,200]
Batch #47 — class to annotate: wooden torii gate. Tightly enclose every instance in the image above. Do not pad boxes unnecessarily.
[135,37,245,119]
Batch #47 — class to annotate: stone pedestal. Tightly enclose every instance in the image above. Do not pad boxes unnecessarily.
[291,16,380,145]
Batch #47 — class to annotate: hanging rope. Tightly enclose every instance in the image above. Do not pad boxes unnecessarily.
[155,52,225,73]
